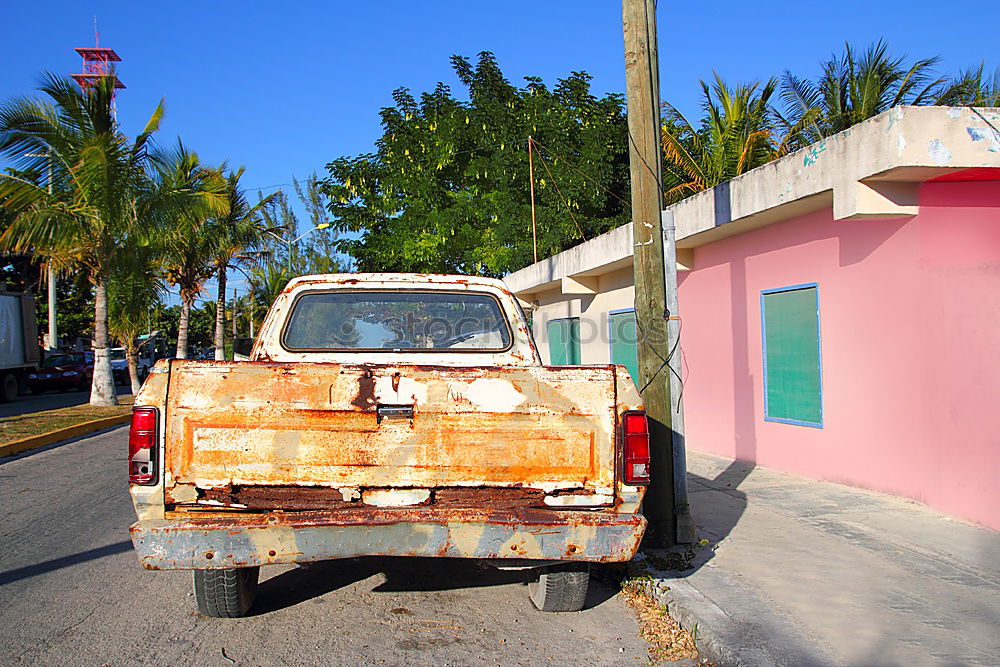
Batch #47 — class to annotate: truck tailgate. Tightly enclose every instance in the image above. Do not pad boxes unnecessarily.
[162,362,619,503]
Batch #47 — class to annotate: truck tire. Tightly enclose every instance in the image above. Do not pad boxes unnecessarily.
[193,567,259,618]
[528,563,590,612]
[1,373,17,402]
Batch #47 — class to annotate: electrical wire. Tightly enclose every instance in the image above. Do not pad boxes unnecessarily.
[532,149,588,241]
[528,137,629,206]
[969,106,1000,138]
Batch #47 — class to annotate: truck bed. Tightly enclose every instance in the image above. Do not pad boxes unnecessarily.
[161,361,621,509]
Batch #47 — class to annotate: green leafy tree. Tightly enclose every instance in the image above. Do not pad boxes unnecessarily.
[292,173,346,275]
[935,63,1000,106]
[152,303,181,352]
[660,74,782,203]
[42,271,94,345]
[257,175,346,277]
[209,168,274,360]
[322,52,631,276]
[249,261,291,317]
[187,300,216,353]
[157,141,229,359]
[2,171,93,347]
[0,75,222,404]
[108,243,162,393]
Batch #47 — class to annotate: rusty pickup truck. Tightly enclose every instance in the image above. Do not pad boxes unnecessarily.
[129,273,649,616]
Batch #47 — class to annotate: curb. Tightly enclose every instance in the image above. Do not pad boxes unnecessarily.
[0,414,130,458]
[639,573,781,667]
[637,576,742,667]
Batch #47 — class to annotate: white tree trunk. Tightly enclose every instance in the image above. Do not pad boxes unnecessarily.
[90,279,118,406]
[214,266,227,360]
[127,342,141,395]
[176,294,192,360]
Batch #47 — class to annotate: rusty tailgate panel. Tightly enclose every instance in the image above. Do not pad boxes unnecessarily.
[163,362,618,500]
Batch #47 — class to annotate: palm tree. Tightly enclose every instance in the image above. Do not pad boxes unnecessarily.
[0,75,222,404]
[935,63,1000,106]
[108,243,163,394]
[208,169,275,360]
[250,261,291,315]
[156,142,229,359]
[660,73,780,203]
[780,40,942,146]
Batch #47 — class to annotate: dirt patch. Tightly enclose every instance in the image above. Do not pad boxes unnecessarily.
[0,397,133,446]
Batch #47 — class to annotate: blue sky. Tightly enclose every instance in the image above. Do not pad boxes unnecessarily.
[2,1,995,302]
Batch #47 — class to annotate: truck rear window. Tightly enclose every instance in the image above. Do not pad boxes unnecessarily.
[282,290,513,351]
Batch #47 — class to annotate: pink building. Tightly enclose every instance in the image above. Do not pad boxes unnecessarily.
[506,106,1000,530]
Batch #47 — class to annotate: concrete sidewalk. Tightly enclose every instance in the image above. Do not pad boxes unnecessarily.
[646,451,1000,666]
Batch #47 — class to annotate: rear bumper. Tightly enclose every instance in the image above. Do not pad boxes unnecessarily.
[130,508,646,570]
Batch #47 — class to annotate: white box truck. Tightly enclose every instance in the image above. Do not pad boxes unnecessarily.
[0,287,40,402]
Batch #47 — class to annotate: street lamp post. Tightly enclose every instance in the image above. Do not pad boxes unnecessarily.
[26,152,57,353]
[266,223,331,275]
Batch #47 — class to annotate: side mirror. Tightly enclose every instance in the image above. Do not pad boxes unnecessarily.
[233,337,254,361]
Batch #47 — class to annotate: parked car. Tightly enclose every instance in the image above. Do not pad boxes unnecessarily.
[27,351,94,393]
[129,273,649,617]
[110,347,152,385]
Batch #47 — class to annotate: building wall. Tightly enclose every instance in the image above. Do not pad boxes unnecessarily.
[676,181,1000,530]
[530,268,635,366]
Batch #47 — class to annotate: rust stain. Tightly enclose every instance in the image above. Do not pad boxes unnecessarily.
[158,506,644,530]
[194,485,547,512]
[350,367,376,411]
[162,361,619,506]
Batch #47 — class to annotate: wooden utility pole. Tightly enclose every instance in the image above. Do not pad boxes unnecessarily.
[622,0,675,544]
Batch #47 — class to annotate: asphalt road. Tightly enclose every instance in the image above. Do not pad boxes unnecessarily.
[0,427,652,666]
[0,385,132,419]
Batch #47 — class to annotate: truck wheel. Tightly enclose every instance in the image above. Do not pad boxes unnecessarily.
[528,563,590,612]
[1,373,17,402]
[193,567,259,618]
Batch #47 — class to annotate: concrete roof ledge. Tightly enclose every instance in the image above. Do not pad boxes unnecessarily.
[674,106,1000,245]
[505,106,1000,295]
[505,222,633,296]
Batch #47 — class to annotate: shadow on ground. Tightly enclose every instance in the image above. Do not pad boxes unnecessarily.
[615,459,753,578]
[252,556,617,616]
[0,541,134,586]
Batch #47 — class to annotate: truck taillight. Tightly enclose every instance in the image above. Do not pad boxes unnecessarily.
[129,407,158,485]
[622,410,650,485]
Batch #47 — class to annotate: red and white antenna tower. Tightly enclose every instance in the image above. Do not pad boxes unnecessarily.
[70,18,125,115]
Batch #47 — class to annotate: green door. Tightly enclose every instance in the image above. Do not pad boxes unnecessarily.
[547,318,581,365]
[609,310,639,383]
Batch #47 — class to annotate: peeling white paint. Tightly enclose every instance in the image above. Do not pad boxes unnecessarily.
[362,488,430,507]
[544,493,614,506]
[374,375,428,405]
[338,487,361,502]
[947,108,963,119]
[449,378,526,412]
[928,139,952,165]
